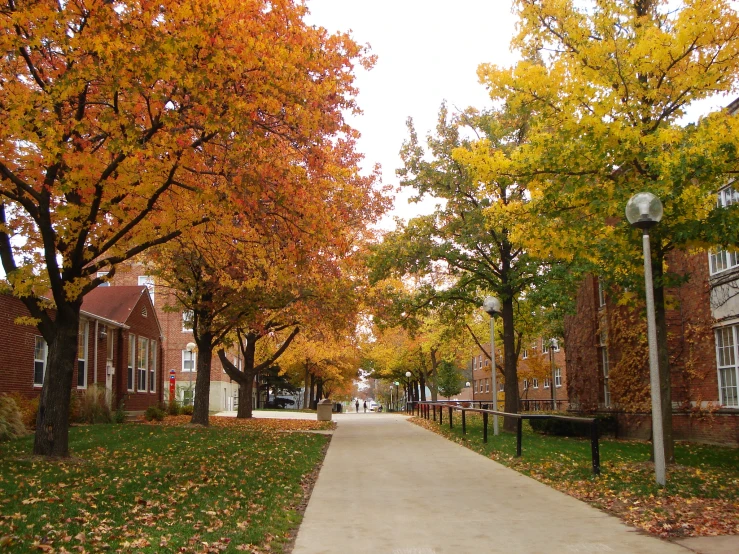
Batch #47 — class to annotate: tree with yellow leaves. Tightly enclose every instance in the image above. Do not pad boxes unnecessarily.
[476,0,739,460]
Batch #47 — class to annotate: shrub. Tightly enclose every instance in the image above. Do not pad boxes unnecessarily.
[166,400,181,416]
[77,385,112,424]
[529,414,617,438]
[181,405,194,416]
[144,405,165,422]
[4,393,38,429]
[113,399,126,424]
[0,394,28,441]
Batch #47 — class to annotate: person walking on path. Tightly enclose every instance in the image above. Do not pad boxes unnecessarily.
[355,399,359,413]
[363,401,367,413]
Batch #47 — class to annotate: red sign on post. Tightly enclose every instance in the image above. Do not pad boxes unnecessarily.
[169,369,176,400]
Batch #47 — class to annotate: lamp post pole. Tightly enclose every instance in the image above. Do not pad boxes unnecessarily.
[549,339,557,411]
[186,342,196,407]
[626,192,666,486]
[483,296,501,436]
[405,371,412,413]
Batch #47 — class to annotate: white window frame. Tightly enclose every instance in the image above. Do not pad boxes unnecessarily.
[34,336,47,387]
[472,356,477,370]
[498,381,504,392]
[182,388,194,407]
[533,378,539,389]
[598,279,606,308]
[555,367,562,388]
[485,379,490,393]
[544,378,550,389]
[182,310,194,333]
[523,379,528,390]
[602,347,611,408]
[182,349,196,372]
[138,275,155,305]
[522,348,528,360]
[715,324,738,408]
[138,337,148,392]
[149,340,157,393]
[77,321,88,389]
[128,335,135,391]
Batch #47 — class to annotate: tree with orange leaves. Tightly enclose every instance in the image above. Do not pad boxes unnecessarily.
[0,0,378,456]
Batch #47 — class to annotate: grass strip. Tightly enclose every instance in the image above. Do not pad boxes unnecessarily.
[0,420,329,553]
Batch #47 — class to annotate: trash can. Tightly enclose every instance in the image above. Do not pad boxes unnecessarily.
[333,402,342,413]
[317,399,333,422]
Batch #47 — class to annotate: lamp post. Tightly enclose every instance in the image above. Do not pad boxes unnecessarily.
[482,296,501,436]
[405,371,412,412]
[394,381,399,412]
[186,341,196,406]
[465,381,471,404]
[626,192,666,486]
[549,338,557,410]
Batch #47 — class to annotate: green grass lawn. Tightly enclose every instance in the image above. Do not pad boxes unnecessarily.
[0,422,329,553]
[414,412,739,538]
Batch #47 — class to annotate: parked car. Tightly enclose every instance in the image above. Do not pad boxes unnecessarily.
[368,401,379,412]
[264,397,295,409]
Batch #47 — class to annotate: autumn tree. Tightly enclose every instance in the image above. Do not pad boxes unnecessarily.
[0,0,376,456]
[370,104,572,429]
[436,360,464,399]
[477,0,739,460]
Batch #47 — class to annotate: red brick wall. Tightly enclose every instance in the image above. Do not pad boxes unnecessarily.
[0,295,45,398]
[615,411,739,447]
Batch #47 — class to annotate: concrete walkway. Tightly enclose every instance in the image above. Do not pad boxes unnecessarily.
[291,413,728,554]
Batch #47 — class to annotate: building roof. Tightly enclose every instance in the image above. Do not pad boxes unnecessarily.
[81,286,149,326]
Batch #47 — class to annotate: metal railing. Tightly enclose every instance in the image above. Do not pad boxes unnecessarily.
[412,401,600,475]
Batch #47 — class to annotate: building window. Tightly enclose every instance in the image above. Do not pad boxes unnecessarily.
[97,271,110,286]
[183,349,196,372]
[498,381,504,392]
[128,335,135,391]
[182,389,194,407]
[182,310,194,332]
[138,337,149,392]
[709,185,739,276]
[485,379,490,392]
[138,275,155,304]
[523,379,528,390]
[602,348,611,408]
[550,339,560,352]
[472,356,477,370]
[715,325,738,407]
[555,367,562,388]
[533,378,539,389]
[149,340,157,393]
[77,322,88,388]
[522,348,528,360]
[598,279,606,307]
[544,378,550,389]
[34,336,47,386]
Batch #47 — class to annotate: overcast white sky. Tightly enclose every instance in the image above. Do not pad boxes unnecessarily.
[305,1,519,227]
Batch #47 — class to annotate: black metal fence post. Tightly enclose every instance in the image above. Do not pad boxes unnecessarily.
[433,405,436,422]
[516,418,523,457]
[449,407,453,429]
[462,410,466,435]
[591,419,600,475]
[483,412,488,443]
[440,406,443,425]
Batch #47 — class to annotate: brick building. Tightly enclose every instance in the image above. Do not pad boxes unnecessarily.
[103,262,242,411]
[467,338,568,410]
[563,181,739,446]
[0,287,163,413]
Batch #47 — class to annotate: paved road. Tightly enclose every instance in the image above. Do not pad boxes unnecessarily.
[290,414,706,554]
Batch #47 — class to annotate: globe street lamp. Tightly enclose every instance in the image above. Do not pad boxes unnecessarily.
[626,192,666,486]
[483,296,501,436]
[465,381,471,405]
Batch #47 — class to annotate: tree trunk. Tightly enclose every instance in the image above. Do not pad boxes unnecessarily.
[429,349,440,401]
[419,373,427,401]
[237,378,256,418]
[502,295,519,432]
[316,378,324,403]
[309,373,316,409]
[303,366,310,409]
[33,305,81,457]
[191,336,213,426]
[653,251,675,463]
